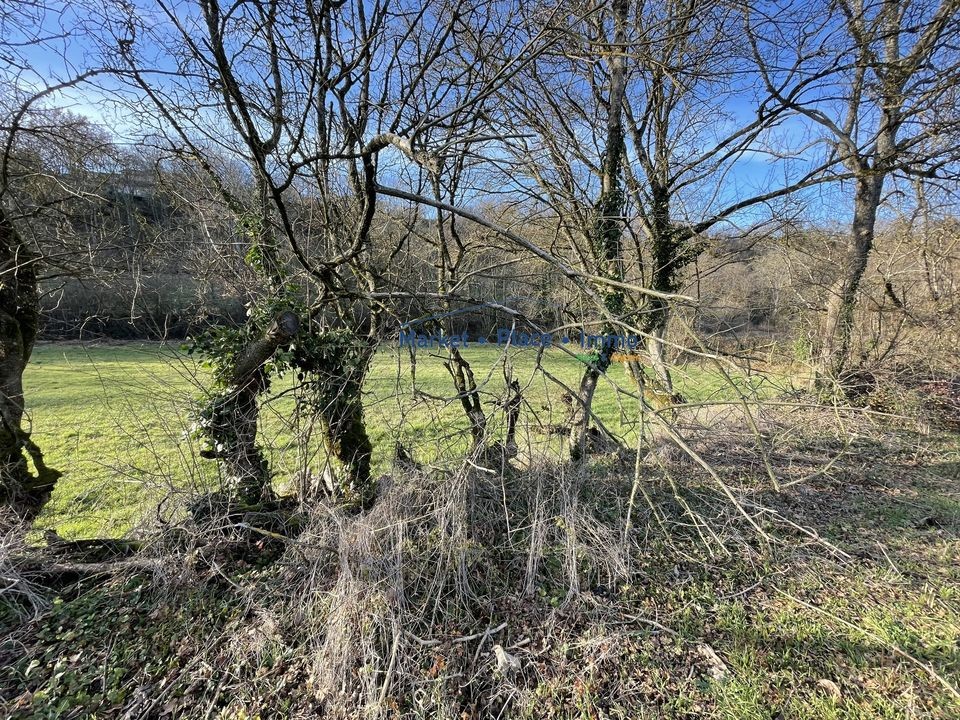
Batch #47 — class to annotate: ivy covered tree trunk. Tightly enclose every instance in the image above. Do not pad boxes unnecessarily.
[296,330,375,508]
[200,311,299,504]
[570,0,630,461]
[319,370,373,505]
[0,208,61,525]
[642,190,687,395]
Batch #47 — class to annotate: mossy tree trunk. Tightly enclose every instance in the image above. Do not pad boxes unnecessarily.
[816,174,883,384]
[297,329,375,508]
[642,188,681,394]
[0,208,61,525]
[570,0,630,461]
[319,367,374,506]
[203,311,299,504]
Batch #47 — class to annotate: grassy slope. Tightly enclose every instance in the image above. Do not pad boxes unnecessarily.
[26,344,202,538]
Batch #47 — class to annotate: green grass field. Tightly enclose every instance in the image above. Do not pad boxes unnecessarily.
[26,342,781,538]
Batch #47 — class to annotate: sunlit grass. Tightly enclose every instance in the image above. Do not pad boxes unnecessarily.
[26,341,782,537]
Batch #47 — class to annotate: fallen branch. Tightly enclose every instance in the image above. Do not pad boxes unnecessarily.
[405,621,509,648]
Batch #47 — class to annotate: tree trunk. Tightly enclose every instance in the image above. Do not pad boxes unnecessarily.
[319,369,374,507]
[445,347,487,450]
[644,316,674,393]
[569,349,612,461]
[203,312,299,503]
[432,174,488,456]
[817,175,882,382]
[0,208,61,526]
[644,194,679,394]
[570,0,629,461]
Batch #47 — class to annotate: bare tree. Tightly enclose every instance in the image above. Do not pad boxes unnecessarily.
[495,0,838,456]
[562,0,631,461]
[0,104,145,523]
[749,0,960,383]
[0,1,117,524]
[99,0,571,505]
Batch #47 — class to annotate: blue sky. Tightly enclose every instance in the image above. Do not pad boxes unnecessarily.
[5,0,951,232]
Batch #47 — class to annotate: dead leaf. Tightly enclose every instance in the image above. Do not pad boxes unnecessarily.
[492,644,521,674]
[697,643,728,680]
[817,678,842,700]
